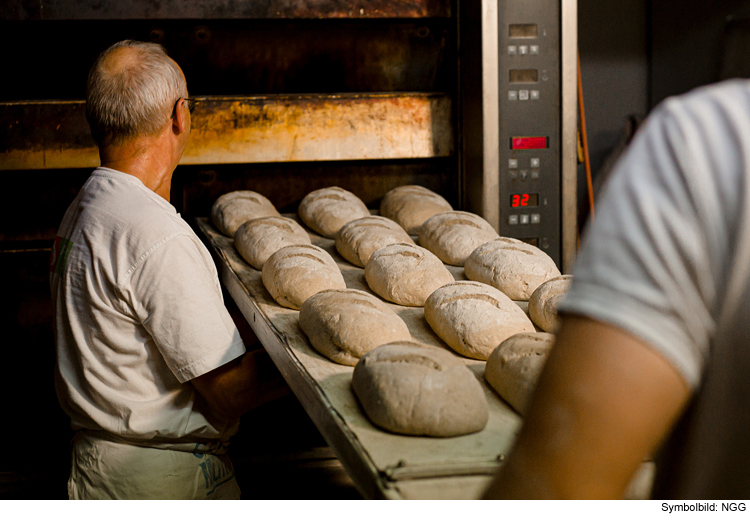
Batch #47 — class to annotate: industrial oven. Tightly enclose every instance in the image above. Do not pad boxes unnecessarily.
[0,0,577,497]
[0,0,577,269]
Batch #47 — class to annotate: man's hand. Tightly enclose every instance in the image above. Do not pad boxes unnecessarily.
[190,348,289,422]
[483,315,691,499]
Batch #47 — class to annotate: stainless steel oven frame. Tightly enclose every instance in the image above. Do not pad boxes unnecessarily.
[459,0,578,272]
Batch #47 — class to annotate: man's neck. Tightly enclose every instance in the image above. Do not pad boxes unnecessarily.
[100,134,176,202]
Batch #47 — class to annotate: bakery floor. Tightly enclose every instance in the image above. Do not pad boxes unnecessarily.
[229,394,361,499]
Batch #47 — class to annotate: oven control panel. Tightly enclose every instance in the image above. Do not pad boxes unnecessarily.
[498,1,561,265]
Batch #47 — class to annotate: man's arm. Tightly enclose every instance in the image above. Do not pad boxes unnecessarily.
[190,347,290,422]
[483,314,691,499]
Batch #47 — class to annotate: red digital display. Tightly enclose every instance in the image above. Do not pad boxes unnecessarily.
[511,136,548,150]
[510,193,539,208]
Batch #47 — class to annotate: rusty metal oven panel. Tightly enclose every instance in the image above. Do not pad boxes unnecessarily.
[0,94,452,170]
[1,0,450,20]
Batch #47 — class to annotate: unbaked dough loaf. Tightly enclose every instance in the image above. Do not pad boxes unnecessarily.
[335,216,414,268]
[211,190,281,237]
[464,237,561,301]
[298,187,370,238]
[485,332,555,415]
[424,281,534,360]
[528,275,573,333]
[418,211,498,266]
[379,185,453,235]
[352,340,489,437]
[234,216,312,270]
[364,243,454,306]
[299,289,411,366]
[261,245,346,309]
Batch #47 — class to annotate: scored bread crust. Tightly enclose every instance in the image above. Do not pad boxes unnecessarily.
[299,289,411,366]
[211,190,280,237]
[234,216,312,270]
[379,185,453,235]
[364,243,454,306]
[352,340,489,437]
[335,216,414,268]
[418,211,498,266]
[298,186,370,238]
[464,237,561,301]
[484,332,555,415]
[528,275,573,332]
[424,281,534,360]
[261,244,346,309]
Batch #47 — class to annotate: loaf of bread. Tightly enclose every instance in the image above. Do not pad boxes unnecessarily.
[418,211,498,266]
[298,187,370,238]
[424,281,535,360]
[484,332,555,415]
[379,185,453,235]
[211,190,281,237]
[464,237,561,301]
[364,243,454,306]
[352,340,489,437]
[234,216,312,270]
[528,275,573,333]
[261,245,346,309]
[334,216,414,268]
[299,289,411,366]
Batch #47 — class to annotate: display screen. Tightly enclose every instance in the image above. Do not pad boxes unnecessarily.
[510,193,539,208]
[509,24,538,38]
[509,69,538,83]
[511,136,548,150]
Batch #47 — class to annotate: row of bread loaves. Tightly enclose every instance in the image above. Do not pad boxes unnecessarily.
[211,186,573,339]
[208,189,487,439]
[209,187,572,437]
[211,187,572,326]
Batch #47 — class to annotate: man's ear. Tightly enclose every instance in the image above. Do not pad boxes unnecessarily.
[172,98,189,136]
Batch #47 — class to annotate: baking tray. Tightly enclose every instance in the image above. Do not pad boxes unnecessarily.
[196,216,526,499]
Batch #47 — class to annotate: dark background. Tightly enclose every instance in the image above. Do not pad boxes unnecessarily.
[3,0,750,498]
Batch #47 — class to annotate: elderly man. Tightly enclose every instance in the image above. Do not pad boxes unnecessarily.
[483,79,750,499]
[50,40,264,499]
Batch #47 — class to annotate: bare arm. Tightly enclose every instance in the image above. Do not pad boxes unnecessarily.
[190,347,290,422]
[483,315,691,499]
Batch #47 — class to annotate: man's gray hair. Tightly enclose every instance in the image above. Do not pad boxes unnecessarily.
[86,40,187,146]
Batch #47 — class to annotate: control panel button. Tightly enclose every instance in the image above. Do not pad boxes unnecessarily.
[530,45,539,55]
[531,170,540,180]
[520,170,528,180]
[509,215,519,225]
[530,90,540,100]
[530,158,540,168]
[531,214,541,224]
[508,91,518,101]
[519,45,528,55]
[520,215,530,224]
[519,90,529,101]
[509,159,518,169]
[508,45,518,55]
[509,170,518,180]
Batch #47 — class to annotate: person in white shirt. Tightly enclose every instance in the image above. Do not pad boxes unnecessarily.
[483,79,750,499]
[51,40,270,499]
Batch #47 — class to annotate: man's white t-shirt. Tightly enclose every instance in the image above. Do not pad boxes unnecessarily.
[559,79,750,498]
[51,167,245,452]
